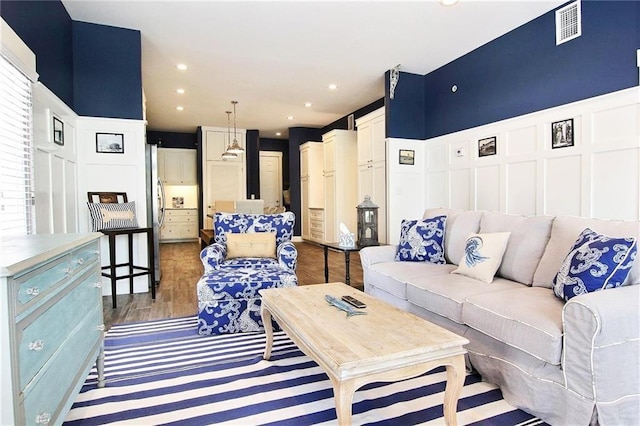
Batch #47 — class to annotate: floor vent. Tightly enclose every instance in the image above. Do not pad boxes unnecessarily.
[556,0,581,45]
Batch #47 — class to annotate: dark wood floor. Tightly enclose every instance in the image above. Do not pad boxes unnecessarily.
[102,240,363,329]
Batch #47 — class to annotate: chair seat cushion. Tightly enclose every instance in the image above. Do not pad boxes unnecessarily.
[197,266,297,335]
[220,257,280,269]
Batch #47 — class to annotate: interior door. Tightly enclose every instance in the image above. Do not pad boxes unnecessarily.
[259,151,283,210]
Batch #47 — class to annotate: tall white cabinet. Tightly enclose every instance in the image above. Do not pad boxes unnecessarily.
[201,127,247,229]
[300,142,324,242]
[356,107,387,243]
[323,130,358,242]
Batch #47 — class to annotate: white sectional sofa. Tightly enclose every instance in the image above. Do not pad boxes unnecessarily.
[360,208,639,425]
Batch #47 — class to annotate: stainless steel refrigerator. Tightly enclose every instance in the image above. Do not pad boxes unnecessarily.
[146,139,165,284]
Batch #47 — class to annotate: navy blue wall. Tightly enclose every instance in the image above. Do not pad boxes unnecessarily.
[72,21,143,120]
[1,0,74,107]
[1,1,143,120]
[147,130,197,149]
[385,71,425,139]
[388,1,639,140]
[246,130,260,198]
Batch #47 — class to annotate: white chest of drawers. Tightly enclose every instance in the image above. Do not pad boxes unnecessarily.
[0,233,106,425]
[160,208,199,242]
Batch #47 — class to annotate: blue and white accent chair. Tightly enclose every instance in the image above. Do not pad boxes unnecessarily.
[197,212,298,335]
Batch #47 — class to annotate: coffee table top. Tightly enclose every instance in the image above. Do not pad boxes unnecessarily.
[260,282,469,380]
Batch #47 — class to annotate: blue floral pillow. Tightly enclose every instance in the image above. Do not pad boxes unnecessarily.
[553,228,637,302]
[395,216,446,263]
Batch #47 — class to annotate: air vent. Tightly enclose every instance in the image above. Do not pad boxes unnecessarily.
[556,1,581,45]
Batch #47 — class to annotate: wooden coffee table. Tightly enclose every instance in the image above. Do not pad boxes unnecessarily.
[260,282,470,425]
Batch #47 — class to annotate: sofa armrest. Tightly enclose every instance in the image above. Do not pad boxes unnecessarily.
[277,241,297,272]
[562,285,640,417]
[359,245,398,269]
[200,243,226,273]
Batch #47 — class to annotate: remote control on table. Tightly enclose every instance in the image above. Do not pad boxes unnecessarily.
[341,295,366,309]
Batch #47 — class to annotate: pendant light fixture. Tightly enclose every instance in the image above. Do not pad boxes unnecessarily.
[227,100,245,154]
[221,110,237,160]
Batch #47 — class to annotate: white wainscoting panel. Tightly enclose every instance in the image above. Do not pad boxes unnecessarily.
[408,87,640,223]
[77,117,149,295]
[506,160,537,216]
[386,138,425,244]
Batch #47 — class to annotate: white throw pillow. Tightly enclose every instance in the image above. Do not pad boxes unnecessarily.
[451,232,511,283]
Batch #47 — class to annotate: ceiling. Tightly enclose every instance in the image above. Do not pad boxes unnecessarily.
[61,0,564,139]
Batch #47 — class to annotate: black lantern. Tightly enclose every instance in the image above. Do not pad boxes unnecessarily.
[356,195,379,247]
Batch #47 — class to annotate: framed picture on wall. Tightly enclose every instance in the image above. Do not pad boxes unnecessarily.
[551,118,574,149]
[399,149,415,165]
[96,132,125,153]
[53,116,64,146]
[478,136,497,157]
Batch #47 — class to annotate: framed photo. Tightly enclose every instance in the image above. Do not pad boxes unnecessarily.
[478,136,497,157]
[551,118,574,149]
[96,132,124,154]
[53,116,64,146]
[399,149,415,165]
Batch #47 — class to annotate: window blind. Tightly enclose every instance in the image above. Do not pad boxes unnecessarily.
[0,54,34,236]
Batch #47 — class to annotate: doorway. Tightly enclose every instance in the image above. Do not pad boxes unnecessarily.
[259,151,283,210]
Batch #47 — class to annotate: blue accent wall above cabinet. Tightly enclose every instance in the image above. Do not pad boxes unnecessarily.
[147,130,197,149]
[1,0,74,108]
[72,21,143,120]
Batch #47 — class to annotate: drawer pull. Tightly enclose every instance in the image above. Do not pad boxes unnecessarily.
[76,257,85,265]
[93,250,99,254]
[64,267,73,275]
[35,412,51,424]
[97,324,106,331]
[95,282,102,289]
[28,340,44,351]
[26,287,40,296]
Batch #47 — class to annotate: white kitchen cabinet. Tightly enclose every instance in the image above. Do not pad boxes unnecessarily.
[160,209,199,242]
[323,130,357,243]
[201,127,247,228]
[357,107,387,243]
[300,142,324,241]
[0,233,105,426]
[158,148,197,185]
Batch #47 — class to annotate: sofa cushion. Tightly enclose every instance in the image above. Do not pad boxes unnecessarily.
[533,216,640,288]
[395,215,446,263]
[423,208,483,265]
[366,261,457,300]
[406,274,522,324]
[553,228,637,301]
[463,287,564,365]
[451,232,511,283]
[226,232,276,259]
[480,212,554,285]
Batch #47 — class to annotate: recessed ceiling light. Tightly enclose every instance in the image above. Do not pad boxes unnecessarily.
[328,84,338,90]
[176,106,184,111]
[304,102,312,107]
[176,88,185,94]
[287,116,294,120]
[440,0,459,6]
[176,63,187,71]
[276,132,282,136]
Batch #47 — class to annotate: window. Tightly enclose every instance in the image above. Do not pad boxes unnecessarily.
[0,54,34,236]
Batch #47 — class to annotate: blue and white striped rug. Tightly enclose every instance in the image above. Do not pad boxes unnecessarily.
[64,316,547,425]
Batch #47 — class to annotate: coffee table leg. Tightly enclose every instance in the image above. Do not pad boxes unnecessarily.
[324,246,329,283]
[261,305,274,360]
[332,378,356,426]
[443,354,466,426]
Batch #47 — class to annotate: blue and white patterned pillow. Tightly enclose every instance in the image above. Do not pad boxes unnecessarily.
[87,202,138,231]
[451,232,511,283]
[214,212,295,246]
[553,228,637,301]
[395,216,446,263]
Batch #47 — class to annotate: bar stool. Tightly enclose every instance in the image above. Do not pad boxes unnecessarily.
[87,192,156,308]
